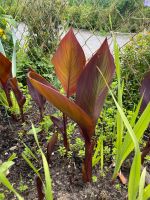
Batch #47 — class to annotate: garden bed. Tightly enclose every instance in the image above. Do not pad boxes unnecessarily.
[0,103,128,200]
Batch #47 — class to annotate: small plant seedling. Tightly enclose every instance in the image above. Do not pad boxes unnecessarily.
[18,181,28,193]
[115,183,121,190]
[92,176,98,183]
[58,146,67,157]
[40,115,53,133]
[78,150,85,158]
[67,151,73,159]
[0,193,5,200]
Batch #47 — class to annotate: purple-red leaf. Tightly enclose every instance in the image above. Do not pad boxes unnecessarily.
[47,132,58,163]
[140,71,150,113]
[9,77,26,121]
[0,52,12,87]
[27,69,46,119]
[35,176,44,200]
[0,52,12,106]
[76,39,115,122]
[50,116,64,135]
[52,28,86,97]
[28,71,94,141]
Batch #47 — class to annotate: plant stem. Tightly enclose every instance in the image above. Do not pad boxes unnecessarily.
[20,107,24,122]
[62,90,70,151]
[63,113,69,151]
[100,135,104,172]
[82,140,94,182]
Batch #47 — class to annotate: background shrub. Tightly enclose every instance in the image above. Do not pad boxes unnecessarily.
[121,33,150,109]
[17,0,66,54]
[65,0,149,33]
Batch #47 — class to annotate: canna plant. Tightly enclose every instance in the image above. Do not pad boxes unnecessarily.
[0,52,26,121]
[0,17,26,121]
[27,28,115,182]
[140,71,150,164]
[27,68,46,120]
[140,70,150,114]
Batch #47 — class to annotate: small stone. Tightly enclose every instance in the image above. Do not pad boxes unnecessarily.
[100,190,109,199]
[10,146,17,151]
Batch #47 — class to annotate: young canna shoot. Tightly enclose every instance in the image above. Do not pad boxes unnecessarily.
[28,28,115,182]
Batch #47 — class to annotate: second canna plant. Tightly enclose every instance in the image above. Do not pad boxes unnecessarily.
[27,28,115,182]
[0,52,26,121]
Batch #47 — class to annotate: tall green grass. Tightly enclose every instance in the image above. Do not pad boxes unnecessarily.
[22,124,53,200]
[97,37,150,199]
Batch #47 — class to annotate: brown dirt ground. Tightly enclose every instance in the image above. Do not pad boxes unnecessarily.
[0,103,128,200]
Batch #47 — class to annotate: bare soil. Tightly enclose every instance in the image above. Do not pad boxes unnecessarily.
[0,103,128,200]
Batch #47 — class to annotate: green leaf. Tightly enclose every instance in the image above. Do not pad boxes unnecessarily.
[32,123,40,149]
[0,39,6,56]
[11,28,17,77]
[41,152,53,200]
[143,184,150,200]
[113,103,150,179]
[8,153,17,161]
[27,127,42,135]
[22,153,41,178]
[92,136,101,167]
[23,143,38,161]
[2,15,17,27]
[130,96,143,127]
[96,67,141,183]
[128,152,141,200]
[0,173,23,200]
[32,123,53,200]
[113,36,123,151]
[137,167,146,200]
[0,161,14,174]
[98,69,140,152]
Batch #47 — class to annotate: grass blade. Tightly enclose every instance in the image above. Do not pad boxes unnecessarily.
[113,36,123,152]
[32,123,53,200]
[0,173,24,200]
[128,152,141,200]
[22,153,41,178]
[143,184,150,200]
[0,161,14,174]
[23,143,38,161]
[113,103,150,179]
[130,96,143,127]
[137,167,146,200]
[41,152,53,200]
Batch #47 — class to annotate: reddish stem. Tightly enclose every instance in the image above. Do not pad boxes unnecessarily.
[82,140,94,182]
[63,113,70,151]
[20,107,25,122]
[62,90,70,151]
